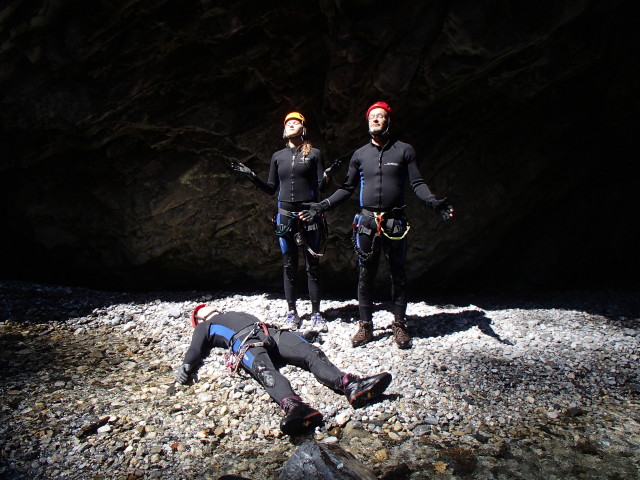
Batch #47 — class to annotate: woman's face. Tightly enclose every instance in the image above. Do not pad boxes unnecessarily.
[284,119,304,138]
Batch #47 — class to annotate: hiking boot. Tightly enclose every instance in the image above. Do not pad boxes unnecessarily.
[310,312,328,332]
[283,311,301,330]
[392,320,412,349]
[343,372,393,409]
[351,321,374,347]
[279,397,323,435]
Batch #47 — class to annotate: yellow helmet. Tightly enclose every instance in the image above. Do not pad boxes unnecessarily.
[284,111,306,125]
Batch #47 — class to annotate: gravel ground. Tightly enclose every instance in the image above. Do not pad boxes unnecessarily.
[1,280,639,479]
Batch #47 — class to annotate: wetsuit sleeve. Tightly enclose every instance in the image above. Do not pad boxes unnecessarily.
[250,154,279,195]
[322,151,359,208]
[405,144,434,203]
[182,321,214,367]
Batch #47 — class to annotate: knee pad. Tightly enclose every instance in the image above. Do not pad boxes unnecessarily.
[252,360,276,388]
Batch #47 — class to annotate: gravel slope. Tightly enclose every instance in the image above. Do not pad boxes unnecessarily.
[1,281,639,479]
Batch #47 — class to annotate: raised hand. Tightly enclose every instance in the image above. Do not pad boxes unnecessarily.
[427,195,454,221]
[230,161,255,178]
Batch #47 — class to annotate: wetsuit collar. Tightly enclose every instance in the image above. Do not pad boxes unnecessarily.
[370,135,391,149]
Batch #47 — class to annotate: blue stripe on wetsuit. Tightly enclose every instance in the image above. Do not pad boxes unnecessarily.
[209,324,256,369]
[277,211,289,253]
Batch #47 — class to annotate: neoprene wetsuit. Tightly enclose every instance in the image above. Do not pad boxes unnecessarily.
[325,139,433,209]
[250,146,327,312]
[183,312,345,404]
[252,146,325,202]
[323,138,435,323]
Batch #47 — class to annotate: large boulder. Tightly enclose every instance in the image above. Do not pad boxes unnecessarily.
[279,440,376,480]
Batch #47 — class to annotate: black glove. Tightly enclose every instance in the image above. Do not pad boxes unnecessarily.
[427,195,454,221]
[230,161,255,179]
[176,364,194,385]
[299,200,330,222]
[322,152,352,180]
[322,159,342,180]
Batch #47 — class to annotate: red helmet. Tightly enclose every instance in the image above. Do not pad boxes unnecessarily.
[366,101,392,120]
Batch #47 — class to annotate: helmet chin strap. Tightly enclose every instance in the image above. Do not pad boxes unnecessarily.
[283,127,306,139]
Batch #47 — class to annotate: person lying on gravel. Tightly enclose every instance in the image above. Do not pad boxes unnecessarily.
[176,305,392,436]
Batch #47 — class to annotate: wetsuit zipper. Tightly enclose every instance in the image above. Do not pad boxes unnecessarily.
[376,141,388,209]
[290,149,296,203]
[377,149,383,209]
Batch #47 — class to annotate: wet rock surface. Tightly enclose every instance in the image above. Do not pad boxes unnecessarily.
[1,280,639,479]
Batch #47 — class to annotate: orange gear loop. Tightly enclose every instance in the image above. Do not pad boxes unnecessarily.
[374,213,384,236]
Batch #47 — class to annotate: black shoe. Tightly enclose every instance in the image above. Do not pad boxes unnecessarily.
[279,397,324,435]
[344,372,392,409]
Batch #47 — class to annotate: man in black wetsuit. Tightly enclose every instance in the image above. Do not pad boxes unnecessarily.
[176,305,392,436]
[301,102,454,349]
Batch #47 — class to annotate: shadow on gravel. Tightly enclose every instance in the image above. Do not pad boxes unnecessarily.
[407,310,513,345]
[0,281,201,325]
[0,280,282,326]
[424,286,640,325]
[327,303,513,345]
[2,280,639,333]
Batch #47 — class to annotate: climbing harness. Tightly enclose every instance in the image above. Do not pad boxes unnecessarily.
[273,207,328,258]
[224,321,271,375]
[352,208,410,262]
[274,208,297,237]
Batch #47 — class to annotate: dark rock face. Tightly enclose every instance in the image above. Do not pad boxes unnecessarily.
[1,0,639,294]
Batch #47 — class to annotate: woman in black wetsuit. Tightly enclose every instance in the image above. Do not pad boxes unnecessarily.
[231,112,329,331]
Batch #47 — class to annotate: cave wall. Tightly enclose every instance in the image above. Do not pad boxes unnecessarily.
[1,0,639,295]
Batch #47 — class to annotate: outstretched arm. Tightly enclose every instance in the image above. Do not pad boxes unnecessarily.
[320,149,353,190]
[405,146,454,221]
[426,195,454,220]
[182,321,212,368]
[230,158,278,195]
[299,153,359,221]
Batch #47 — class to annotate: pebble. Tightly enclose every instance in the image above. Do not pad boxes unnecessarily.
[0,281,638,479]
[335,412,351,426]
